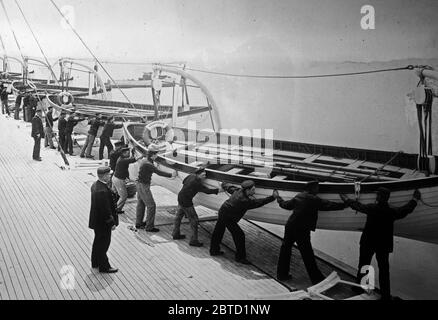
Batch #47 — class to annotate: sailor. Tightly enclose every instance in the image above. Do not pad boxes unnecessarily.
[89,166,119,273]
[109,141,126,171]
[112,147,138,214]
[31,109,45,161]
[276,181,346,284]
[99,116,123,160]
[0,82,9,116]
[340,188,421,300]
[65,111,85,155]
[172,166,219,246]
[80,113,104,159]
[44,106,58,149]
[135,144,176,231]
[57,112,67,152]
[14,91,24,120]
[209,180,278,264]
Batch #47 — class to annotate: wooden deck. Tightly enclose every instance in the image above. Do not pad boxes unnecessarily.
[0,114,358,300]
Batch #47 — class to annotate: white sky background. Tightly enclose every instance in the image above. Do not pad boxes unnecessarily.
[0,0,436,63]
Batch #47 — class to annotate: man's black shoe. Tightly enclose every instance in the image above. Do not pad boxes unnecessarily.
[99,268,118,274]
[146,228,160,233]
[80,155,85,158]
[189,241,203,247]
[173,234,186,240]
[277,274,292,281]
[236,258,251,265]
[210,251,224,256]
[33,157,42,162]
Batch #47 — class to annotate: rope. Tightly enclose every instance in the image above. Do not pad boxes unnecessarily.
[0,0,25,63]
[50,0,143,120]
[14,0,59,84]
[358,151,404,183]
[161,64,415,80]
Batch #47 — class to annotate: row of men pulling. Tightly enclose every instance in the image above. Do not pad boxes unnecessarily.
[30,107,122,161]
[90,147,422,300]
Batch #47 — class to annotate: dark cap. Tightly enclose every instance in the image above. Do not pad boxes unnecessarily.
[241,180,255,190]
[305,180,319,191]
[97,166,112,175]
[120,147,130,153]
[48,105,53,109]
[376,187,391,197]
[194,167,206,175]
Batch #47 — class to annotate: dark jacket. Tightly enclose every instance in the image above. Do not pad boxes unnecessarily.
[101,122,123,138]
[109,149,123,171]
[88,119,104,136]
[45,110,58,128]
[219,183,275,221]
[346,199,417,252]
[65,116,84,134]
[178,174,219,207]
[0,87,8,101]
[31,116,44,138]
[278,192,346,232]
[137,159,172,185]
[58,117,67,133]
[114,156,137,180]
[88,180,118,229]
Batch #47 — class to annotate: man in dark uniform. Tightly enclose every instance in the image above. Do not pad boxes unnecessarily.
[276,181,346,284]
[1,82,10,116]
[65,112,85,155]
[31,109,45,161]
[89,166,119,273]
[210,180,277,264]
[14,91,24,120]
[99,117,123,160]
[109,141,126,171]
[80,114,104,159]
[340,188,421,300]
[172,166,219,246]
[135,144,176,231]
[57,112,67,152]
[44,106,58,149]
[112,147,138,214]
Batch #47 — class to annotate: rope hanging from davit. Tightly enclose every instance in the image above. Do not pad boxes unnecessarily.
[416,73,435,173]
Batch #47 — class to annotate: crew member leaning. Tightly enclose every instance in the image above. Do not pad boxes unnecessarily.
[276,181,346,284]
[210,180,277,264]
[172,166,219,247]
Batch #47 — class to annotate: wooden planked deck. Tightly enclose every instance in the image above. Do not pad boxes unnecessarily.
[0,114,357,300]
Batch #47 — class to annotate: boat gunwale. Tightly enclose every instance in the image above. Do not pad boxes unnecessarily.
[124,122,438,194]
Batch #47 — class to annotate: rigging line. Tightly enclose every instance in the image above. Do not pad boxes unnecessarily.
[0,0,25,62]
[50,0,142,121]
[162,64,414,79]
[358,151,403,183]
[14,0,59,84]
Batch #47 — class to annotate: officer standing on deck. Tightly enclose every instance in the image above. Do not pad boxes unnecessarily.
[276,181,346,284]
[172,166,219,247]
[31,109,45,161]
[210,180,277,264]
[340,188,421,300]
[99,116,123,160]
[89,166,119,273]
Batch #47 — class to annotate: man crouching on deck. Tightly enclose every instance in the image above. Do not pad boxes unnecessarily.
[89,166,119,273]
